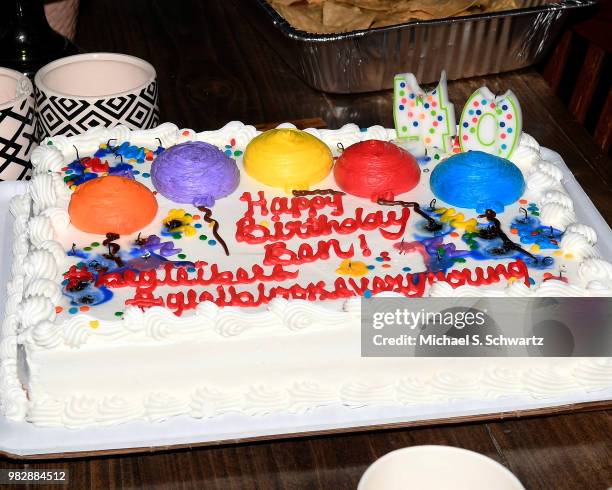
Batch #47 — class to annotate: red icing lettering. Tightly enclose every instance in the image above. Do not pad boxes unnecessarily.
[125,288,164,309]
[358,233,371,257]
[166,289,198,316]
[263,239,354,266]
[236,206,412,244]
[240,191,268,217]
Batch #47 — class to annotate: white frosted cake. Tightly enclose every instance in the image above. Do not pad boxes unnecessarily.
[1,118,611,428]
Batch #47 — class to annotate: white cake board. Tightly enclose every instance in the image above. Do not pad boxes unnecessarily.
[1,149,611,459]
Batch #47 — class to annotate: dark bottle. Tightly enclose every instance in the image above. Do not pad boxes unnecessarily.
[0,0,79,78]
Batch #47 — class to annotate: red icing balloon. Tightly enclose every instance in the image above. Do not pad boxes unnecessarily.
[333,140,420,200]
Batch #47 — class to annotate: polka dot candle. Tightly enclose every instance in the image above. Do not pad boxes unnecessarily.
[393,71,456,153]
[458,87,522,159]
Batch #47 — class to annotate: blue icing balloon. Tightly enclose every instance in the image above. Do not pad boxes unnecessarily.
[430,151,525,212]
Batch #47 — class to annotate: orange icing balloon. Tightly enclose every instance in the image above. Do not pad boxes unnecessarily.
[68,176,158,235]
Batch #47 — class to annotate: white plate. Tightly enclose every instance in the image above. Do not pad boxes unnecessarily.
[1,152,611,458]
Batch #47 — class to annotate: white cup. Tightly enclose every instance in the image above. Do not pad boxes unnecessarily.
[358,445,525,490]
[34,52,159,141]
[0,67,36,180]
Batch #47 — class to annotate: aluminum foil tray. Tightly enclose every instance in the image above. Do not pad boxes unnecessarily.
[247,0,596,93]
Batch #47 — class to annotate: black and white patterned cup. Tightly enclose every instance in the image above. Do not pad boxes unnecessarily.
[0,67,36,180]
[34,52,159,141]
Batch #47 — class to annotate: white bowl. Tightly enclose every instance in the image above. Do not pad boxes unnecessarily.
[358,445,525,490]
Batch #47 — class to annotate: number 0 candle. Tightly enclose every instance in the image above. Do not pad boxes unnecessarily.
[458,87,522,159]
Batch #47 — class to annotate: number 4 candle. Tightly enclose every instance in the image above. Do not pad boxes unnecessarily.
[458,87,522,159]
[393,71,456,154]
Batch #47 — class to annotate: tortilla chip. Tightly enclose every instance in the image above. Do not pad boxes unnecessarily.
[270,0,301,6]
[336,0,397,12]
[272,2,327,32]
[323,1,376,30]
[408,0,479,18]
[486,0,521,12]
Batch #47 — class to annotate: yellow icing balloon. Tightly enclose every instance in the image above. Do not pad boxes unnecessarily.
[243,129,333,192]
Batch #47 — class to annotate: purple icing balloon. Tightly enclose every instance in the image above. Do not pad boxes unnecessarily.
[151,141,240,206]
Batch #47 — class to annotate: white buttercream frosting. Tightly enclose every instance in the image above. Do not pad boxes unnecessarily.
[565,223,597,245]
[27,215,55,246]
[560,232,600,260]
[579,258,612,287]
[430,372,481,399]
[35,240,67,264]
[193,121,258,148]
[288,381,337,413]
[23,249,58,282]
[40,207,70,233]
[24,279,62,304]
[519,132,541,151]
[190,387,243,417]
[509,145,540,173]
[28,321,64,349]
[144,392,189,422]
[527,170,562,193]
[2,122,611,430]
[539,203,577,231]
[396,378,438,404]
[572,359,612,391]
[243,385,291,416]
[481,368,524,397]
[31,145,64,174]
[540,190,574,210]
[19,297,56,329]
[97,396,145,425]
[340,382,396,406]
[524,368,580,398]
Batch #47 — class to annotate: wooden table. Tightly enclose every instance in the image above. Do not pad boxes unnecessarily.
[1,1,611,488]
